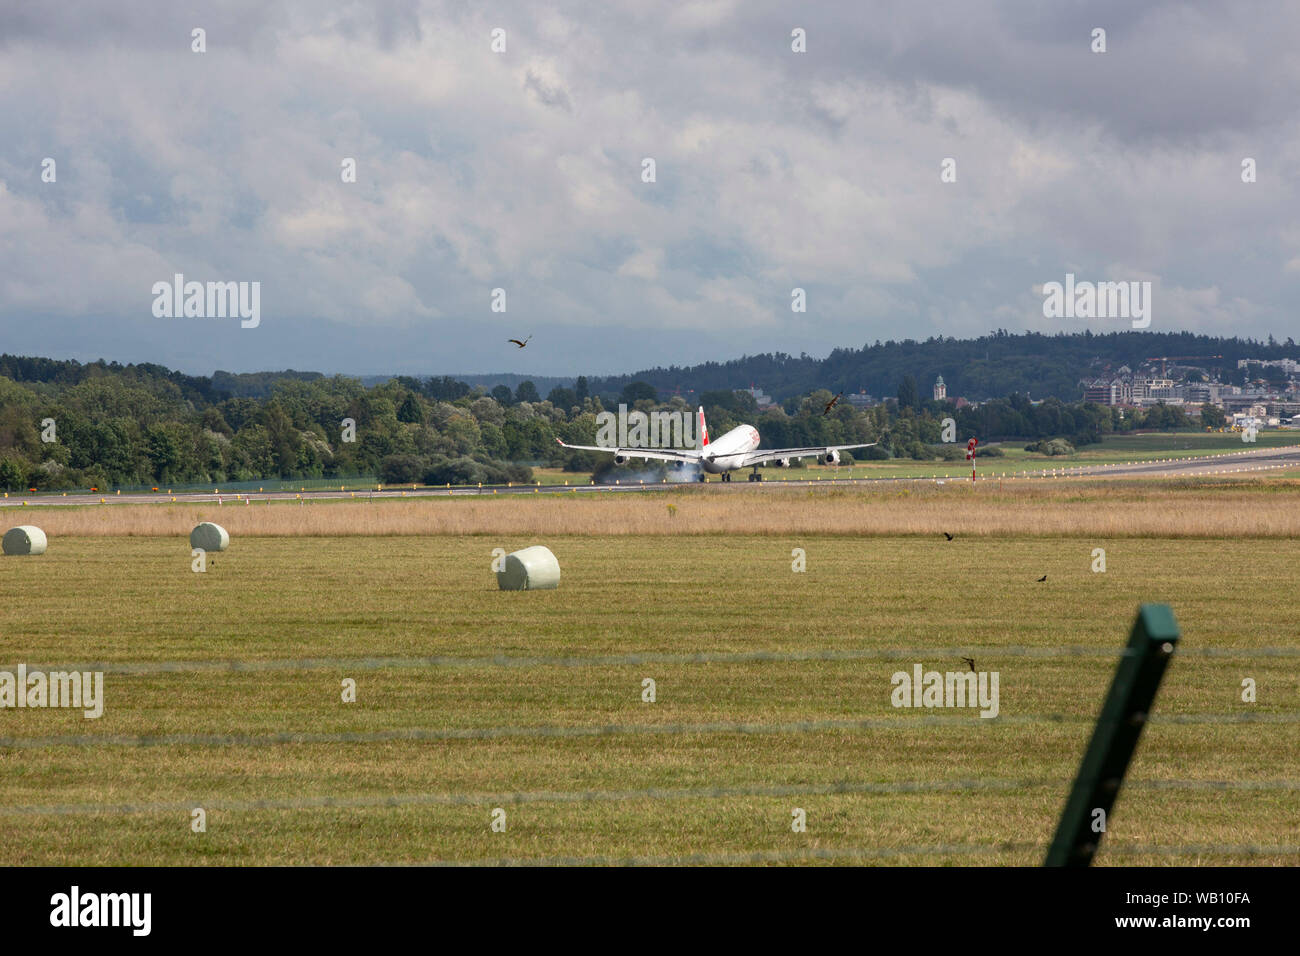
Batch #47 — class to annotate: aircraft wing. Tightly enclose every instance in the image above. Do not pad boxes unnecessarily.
[554,438,702,464]
[734,443,877,467]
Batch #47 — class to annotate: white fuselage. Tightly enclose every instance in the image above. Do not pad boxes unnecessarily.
[699,425,760,473]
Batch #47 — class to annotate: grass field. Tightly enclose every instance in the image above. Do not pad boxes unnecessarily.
[1,483,1297,865]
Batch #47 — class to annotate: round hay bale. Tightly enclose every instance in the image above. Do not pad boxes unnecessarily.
[189,522,229,552]
[497,545,560,591]
[2,525,47,555]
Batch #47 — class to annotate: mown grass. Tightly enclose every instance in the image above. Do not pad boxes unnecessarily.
[0,532,1296,865]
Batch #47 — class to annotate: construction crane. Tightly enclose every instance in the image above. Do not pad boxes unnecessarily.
[1146,355,1222,377]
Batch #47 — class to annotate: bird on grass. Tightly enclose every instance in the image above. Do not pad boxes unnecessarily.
[1037,574,1048,582]
[943,532,954,541]
[961,657,976,672]
[822,392,843,415]
[508,335,532,349]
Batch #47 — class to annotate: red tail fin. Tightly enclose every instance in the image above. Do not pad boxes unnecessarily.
[698,406,710,447]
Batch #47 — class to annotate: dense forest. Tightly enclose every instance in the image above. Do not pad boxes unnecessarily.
[0,350,1211,491]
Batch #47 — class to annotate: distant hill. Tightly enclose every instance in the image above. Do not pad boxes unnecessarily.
[4,331,1294,410]
[363,372,574,394]
[211,369,324,399]
[584,331,1297,403]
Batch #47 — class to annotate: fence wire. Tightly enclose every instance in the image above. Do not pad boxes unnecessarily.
[392,842,1300,867]
[1,711,1297,751]
[24,644,1300,676]
[1,777,1295,819]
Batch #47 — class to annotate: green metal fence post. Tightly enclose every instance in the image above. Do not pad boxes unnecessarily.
[1045,603,1180,866]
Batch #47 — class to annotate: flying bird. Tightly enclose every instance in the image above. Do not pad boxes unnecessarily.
[1037,574,1048,582]
[943,532,954,541]
[822,392,843,415]
[508,335,532,349]
[961,657,976,672]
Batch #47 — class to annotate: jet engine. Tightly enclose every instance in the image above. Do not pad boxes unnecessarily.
[819,449,840,466]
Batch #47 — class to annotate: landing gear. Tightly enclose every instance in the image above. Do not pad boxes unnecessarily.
[747,467,763,482]
[697,473,707,483]
[720,472,731,482]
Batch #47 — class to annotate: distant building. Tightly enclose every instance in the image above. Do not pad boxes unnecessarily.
[1082,378,1132,406]
[1239,358,1299,374]
[742,386,777,410]
[933,376,947,401]
[846,391,875,408]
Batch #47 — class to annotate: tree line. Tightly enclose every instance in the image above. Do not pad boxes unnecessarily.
[0,353,1209,491]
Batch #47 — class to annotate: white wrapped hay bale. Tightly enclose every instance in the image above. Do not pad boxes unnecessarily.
[2,526,47,555]
[190,522,229,552]
[497,545,560,591]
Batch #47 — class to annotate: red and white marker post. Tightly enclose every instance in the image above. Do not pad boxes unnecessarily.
[966,437,978,483]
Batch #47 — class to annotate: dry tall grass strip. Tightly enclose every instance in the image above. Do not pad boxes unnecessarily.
[14,479,1300,538]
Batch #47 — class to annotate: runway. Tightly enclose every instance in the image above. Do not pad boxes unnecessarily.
[6,443,1300,508]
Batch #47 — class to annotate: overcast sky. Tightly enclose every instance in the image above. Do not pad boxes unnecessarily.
[1,0,1297,377]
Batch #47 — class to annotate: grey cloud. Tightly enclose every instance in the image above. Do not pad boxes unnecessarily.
[0,0,1297,378]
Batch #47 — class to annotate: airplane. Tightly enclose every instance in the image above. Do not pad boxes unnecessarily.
[555,406,877,482]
